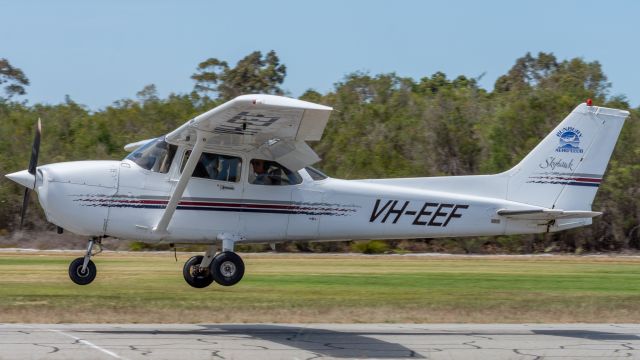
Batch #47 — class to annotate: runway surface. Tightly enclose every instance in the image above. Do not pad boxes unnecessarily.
[1,323,639,359]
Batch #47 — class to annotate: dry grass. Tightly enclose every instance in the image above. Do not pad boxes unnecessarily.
[2,304,639,324]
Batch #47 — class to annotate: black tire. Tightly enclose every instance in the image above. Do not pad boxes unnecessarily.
[183,255,214,288]
[211,251,244,286]
[68,257,97,285]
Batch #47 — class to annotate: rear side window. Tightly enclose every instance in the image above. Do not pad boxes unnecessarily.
[249,159,302,186]
[181,151,242,182]
[305,166,328,180]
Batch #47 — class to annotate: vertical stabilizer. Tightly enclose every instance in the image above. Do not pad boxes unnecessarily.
[505,103,629,211]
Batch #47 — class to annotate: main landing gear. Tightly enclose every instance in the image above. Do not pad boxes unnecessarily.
[69,237,102,285]
[182,244,245,288]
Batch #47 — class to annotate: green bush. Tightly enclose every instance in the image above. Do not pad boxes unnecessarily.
[350,240,390,254]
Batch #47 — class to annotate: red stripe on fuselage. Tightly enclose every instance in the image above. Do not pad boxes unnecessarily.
[96,198,353,212]
[571,177,601,183]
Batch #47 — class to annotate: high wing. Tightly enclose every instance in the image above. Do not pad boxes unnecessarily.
[164,94,333,171]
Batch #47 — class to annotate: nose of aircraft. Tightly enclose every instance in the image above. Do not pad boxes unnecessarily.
[5,169,35,189]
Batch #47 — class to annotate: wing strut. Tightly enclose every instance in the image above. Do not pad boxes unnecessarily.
[154,131,208,234]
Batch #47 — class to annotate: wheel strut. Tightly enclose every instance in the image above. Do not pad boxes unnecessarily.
[81,237,102,272]
[69,237,101,285]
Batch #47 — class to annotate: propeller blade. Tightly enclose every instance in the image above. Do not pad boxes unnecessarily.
[19,188,30,229]
[20,118,41,228]
[28,118,41,176]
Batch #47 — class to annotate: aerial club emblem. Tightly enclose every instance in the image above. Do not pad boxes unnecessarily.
[555,126,583,153]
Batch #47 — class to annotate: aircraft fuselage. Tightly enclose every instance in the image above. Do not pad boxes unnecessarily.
[34,150,548,245]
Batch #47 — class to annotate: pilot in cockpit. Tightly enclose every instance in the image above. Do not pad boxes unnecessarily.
[250,159,273,185]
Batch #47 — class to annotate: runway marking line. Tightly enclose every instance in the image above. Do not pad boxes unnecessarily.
[47,329,129,360]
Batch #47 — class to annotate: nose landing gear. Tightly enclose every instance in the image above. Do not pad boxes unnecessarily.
[68,237,102,285]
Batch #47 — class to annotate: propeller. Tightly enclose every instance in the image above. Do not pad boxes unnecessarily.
[19,118,41,229]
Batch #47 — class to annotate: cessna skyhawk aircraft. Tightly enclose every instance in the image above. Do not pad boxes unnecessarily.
[5,95,630,288]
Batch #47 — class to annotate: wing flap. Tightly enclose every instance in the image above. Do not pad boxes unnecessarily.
[257,140,320,171]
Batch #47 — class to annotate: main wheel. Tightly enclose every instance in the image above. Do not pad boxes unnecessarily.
[211,251,244,286]
[68,257,97,285]
[183,255,214,288]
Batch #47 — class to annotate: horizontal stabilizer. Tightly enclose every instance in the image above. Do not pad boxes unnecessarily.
[497,209,602,220]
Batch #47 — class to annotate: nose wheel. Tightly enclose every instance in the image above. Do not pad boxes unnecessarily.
[68,237,101,285]
[69,257,97,285]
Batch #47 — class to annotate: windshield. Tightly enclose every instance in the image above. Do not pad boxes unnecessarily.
[125,138,177,173]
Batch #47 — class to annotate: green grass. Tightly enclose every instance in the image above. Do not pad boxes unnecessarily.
[1,252,640,323]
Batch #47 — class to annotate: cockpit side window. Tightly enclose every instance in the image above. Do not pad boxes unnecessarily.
[126,138,177,174]
[181,150,242,183]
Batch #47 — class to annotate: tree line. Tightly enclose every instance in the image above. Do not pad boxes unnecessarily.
[0,51,638,253]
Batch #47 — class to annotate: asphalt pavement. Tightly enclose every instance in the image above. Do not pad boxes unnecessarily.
[1,323,639,359]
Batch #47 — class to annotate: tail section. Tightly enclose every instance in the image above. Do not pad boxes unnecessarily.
[356,101,629,224]
[505,103,629,211]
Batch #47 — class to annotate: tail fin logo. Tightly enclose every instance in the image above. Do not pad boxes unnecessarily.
[556,127,583,153]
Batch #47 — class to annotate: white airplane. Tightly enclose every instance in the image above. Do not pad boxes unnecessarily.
[5,95,630,288]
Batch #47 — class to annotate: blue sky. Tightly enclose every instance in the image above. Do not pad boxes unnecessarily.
[2,0,638,109]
